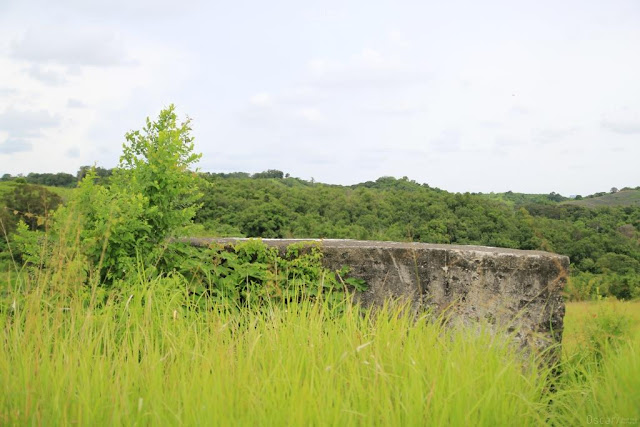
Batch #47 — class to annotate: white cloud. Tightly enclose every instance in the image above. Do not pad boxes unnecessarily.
[430,130,461,154]
[0,107,60,138]
[535,127,578,144]
[0,88,17,96]
[67,98,86,108]
[356,48,385,67]
[14,0,205,19]
[387,31,410,48]
[11,26,128,66]
[307,48,428,89]
[65,146,80,158]
[277,87,325,106]
[249,92,272,107]
[510,105,530,115]
[296,108,324,123]
[601,119,640,135]
[363,101,426,116]
[26,64,67,86]
[0,138,32,154]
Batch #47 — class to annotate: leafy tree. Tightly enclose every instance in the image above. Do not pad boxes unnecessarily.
[49,105,202,283]
[596,253,640,275]
[252,169,284,179]
[24,172,77,187]
[547,192,566,202]
[1,183,62,232]
[115,105,202,244]
[77,166,113,183]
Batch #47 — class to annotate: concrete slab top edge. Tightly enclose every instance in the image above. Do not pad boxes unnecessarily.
[182,237,568,260]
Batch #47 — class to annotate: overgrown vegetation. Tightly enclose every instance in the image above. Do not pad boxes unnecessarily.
[1,259,638,424]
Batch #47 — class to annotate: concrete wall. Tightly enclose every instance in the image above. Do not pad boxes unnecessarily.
[187,238,568,357]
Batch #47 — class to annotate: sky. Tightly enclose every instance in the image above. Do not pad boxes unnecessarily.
[0,0,639,196]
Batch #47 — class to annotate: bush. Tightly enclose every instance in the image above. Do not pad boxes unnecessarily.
[1,183,62,232]
[161,240,365,311]
[20,105,203,285]
[565,272,640,301]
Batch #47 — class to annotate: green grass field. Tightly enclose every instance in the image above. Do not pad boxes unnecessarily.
[563,300,640,352]
[1,270,638,426]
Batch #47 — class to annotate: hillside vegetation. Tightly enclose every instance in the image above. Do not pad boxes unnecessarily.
[564,189,640,208]
[2,172,639,300]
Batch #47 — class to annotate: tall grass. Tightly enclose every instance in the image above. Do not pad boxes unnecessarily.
[1,273,554,426]
[553,300,640,425]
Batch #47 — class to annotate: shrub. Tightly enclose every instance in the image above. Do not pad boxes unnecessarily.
[1,183,62,232]
[19,105,203,285]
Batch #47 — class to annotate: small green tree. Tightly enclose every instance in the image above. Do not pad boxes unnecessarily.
[252,169,285,179]
[114,105,202,245]
[46,105,202,283]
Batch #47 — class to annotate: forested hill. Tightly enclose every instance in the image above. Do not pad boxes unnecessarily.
[2,171,639,299]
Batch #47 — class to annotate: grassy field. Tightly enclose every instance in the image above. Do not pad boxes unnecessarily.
[564,189,640,208]
[563,300,640,353]
[1,267,638,426]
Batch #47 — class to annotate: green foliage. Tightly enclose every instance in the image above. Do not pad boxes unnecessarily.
[2,106,366,310]
[26,172,77,188]
[0,183,61,258]
[10,220,44,266]
[59,171,149,282]
[162,240,365,311]
[566,273,640,301]
[1,172,77,187]
[35,105,203,284]
[76,165,113,184]
[115,105,202,244]
[565,188,640,207]
[252,169,285,179]
[0,183,62,231]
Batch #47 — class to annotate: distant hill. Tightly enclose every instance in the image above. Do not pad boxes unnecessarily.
[0,181,74,202]
[564,189,640,208]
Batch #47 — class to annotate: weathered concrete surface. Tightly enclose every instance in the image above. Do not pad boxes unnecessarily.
[187,238,568,356]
